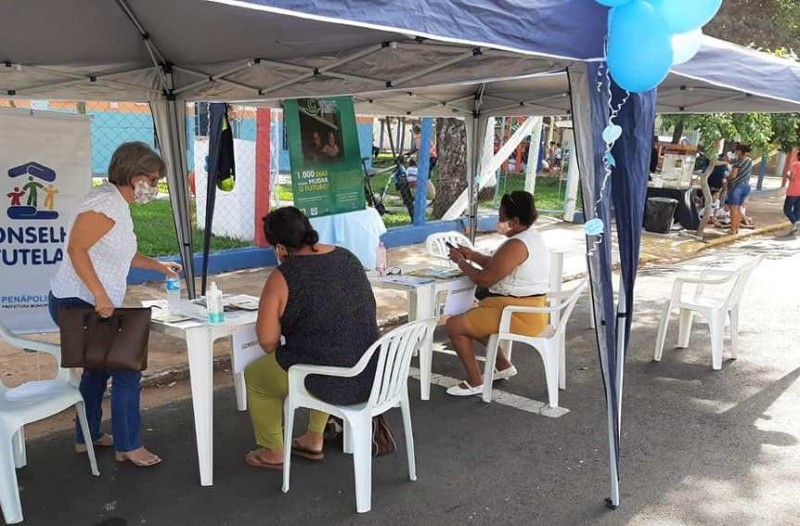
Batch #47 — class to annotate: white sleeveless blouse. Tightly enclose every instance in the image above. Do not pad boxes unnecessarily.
[489,227,550,297]
[51,183,137,307]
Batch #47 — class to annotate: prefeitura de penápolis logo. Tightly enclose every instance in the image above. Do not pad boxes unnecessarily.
[2,161,66,266]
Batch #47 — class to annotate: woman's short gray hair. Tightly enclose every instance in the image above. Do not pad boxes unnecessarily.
[107,142,166,186]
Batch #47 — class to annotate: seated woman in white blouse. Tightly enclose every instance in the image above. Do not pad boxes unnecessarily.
[445,191,550,396]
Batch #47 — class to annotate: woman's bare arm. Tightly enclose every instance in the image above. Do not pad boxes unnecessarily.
[255,269,288,354]
[67,211,116,315]
[456,239,528,288]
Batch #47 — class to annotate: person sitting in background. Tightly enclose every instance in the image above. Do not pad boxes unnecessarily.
[244,207,380,469]
[405,158,437,201]
[444,191,550,396]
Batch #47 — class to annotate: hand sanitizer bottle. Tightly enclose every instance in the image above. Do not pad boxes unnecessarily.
[207,282,225,324]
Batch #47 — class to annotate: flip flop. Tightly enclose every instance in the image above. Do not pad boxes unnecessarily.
[246,450,283,470]
[291,439,324,461]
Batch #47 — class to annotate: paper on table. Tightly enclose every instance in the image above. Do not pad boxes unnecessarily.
[231,323,265,374]
[442,280,477,316]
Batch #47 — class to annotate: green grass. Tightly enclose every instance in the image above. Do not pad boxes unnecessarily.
[278,170,570,228]
[131,198,251,256]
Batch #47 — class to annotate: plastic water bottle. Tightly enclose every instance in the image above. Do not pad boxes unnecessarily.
[165,275,182,313]
[206,282,225,324]
[376,241,387,277]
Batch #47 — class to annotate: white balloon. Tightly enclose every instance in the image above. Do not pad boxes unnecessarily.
[672,29,703,66]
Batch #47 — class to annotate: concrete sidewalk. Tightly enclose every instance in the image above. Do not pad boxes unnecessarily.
[0,189,790,389]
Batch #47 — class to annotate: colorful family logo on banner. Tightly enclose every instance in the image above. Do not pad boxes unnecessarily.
[0,110,91,333]
[283,97,364,218]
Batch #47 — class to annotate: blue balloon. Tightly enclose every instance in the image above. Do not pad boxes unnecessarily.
[650,0,722,34]
[607,0,673,93]
[672,29,703,66]
[596,0,631,6]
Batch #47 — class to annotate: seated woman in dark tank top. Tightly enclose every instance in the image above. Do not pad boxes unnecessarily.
[244,206,380,470]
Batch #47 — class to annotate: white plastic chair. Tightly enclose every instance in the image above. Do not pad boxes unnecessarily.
[0,321,99,524]
[654,256,762,370]
[282,318,436,513]
[425,231,473,268]
[481,278,589,407]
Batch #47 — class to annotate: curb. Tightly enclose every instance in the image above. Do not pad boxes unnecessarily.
[697,221,791,251]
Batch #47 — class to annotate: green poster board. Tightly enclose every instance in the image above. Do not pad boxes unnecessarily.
[284,97,365,218]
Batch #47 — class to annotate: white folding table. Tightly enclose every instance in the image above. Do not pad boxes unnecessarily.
[149,301,257,486]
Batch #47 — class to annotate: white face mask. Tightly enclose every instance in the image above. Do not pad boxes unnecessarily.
[133,180,158,204]
[496,220,512,236]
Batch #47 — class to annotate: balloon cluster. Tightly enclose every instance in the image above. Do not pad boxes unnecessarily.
[597,0,722,93]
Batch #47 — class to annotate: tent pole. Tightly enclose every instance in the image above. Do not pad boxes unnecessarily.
[524,117,543,195]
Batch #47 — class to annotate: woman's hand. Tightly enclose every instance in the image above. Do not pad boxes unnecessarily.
[94,291,115,318]
[448,245,467,264]
[157,261,182,277]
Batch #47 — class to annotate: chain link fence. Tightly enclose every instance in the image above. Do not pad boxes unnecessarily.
[0,99,267,257]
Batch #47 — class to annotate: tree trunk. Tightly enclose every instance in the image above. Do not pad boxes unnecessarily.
[671,116,685,144]
[432,118,468,219]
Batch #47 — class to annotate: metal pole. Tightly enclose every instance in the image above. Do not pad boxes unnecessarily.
[413,118,434,226]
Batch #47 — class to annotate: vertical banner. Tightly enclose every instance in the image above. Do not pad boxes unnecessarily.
[0,109,92,333]
[283,97,364,218]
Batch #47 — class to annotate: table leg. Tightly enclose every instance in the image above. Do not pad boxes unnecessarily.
[415,284,436,400]
[186,328,215,486]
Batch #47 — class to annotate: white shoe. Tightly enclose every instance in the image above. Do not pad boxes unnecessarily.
[790,223,799,234]
[493,365,518,381]
[446,380,483,397]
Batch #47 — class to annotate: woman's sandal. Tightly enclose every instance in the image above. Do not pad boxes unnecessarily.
[245,449,283,470]
[291,439,324,461]
[115,449,162,467]
[75,434,114,454]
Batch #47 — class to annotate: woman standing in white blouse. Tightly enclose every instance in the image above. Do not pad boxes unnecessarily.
[49,142,181,467]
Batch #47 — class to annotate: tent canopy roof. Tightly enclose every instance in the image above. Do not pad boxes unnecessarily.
[0,0,606,103]
[347,37,800,117]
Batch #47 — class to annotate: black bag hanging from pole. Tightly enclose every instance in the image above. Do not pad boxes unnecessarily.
[202,103,236,295]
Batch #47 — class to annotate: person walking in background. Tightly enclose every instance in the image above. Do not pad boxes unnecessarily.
[782,149,800,236]
[722,144,754,235]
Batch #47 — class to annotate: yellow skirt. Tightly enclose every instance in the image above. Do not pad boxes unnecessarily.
[462,295,548,339]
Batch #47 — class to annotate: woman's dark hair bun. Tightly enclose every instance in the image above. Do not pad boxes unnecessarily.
[262,206,320,252]
[500,191,538,227]
[302,230,319,246]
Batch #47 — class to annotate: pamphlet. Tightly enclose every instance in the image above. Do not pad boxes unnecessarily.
[405,268,464,280]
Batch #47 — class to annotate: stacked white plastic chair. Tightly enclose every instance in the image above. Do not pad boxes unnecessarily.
[481,278,589,407]
[282,318,436,513]
[425,231,473,268]
[654,256,762,370]
[0,320,99,524]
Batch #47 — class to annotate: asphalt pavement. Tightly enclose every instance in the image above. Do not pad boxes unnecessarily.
[8,233,800,526]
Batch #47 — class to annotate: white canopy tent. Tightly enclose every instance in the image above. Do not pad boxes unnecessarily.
[1,0,611,297]
[3,1,800,294]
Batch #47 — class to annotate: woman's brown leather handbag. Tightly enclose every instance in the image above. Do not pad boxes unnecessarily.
[58,306,152,371]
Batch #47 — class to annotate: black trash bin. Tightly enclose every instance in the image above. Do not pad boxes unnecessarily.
[644,197,678,233]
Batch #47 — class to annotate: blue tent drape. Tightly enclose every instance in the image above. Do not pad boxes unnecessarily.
[568,62,656,508]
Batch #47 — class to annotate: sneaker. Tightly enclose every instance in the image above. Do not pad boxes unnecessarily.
[790,223,799,234]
